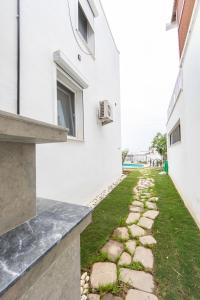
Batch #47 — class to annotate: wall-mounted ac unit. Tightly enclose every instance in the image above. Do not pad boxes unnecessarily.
[98,100,113,125]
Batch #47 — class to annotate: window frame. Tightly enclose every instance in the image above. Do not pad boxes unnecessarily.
[76,0,95,56]
[56,67,84,142]
[169,120,181,146]
[57,81,76,137]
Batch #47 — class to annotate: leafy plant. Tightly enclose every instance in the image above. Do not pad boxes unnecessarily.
[122,149,129,164]
[151,132,167,161]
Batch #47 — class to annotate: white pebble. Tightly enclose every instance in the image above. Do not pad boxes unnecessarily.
[81,295,87,300]
[84,283,89,289]
[80,279,85,287]
[81,272,87,280]
[85,276,89,282]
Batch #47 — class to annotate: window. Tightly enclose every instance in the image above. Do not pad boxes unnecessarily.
[78,4,88,42]
[56,67,84,141]
[77,2,95,54]
[170,122,181,145]
[57,82,76,137]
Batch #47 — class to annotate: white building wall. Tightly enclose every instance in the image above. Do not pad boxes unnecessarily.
[0,0,122,205]
[167,4,200,226]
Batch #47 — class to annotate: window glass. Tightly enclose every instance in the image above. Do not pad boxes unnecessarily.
[170,123,181,145]
[78,4,88,42]
[57,81,76,137]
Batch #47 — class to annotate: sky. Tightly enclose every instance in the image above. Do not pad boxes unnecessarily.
[101,0,180,153]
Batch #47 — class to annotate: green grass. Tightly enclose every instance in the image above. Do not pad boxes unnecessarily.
[152,169,200,300]
[81,171,140,269]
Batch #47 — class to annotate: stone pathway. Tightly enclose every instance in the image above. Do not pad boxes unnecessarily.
[81,172,160,300]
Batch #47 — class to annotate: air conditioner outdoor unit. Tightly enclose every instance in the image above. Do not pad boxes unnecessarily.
[98,100,113,125]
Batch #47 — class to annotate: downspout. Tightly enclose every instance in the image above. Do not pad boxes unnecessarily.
[17,0,20,114]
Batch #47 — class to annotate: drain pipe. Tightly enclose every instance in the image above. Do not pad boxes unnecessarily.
[16,0,20,114]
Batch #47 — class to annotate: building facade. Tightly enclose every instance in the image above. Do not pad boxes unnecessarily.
[0,0,121,205]
[167,0,200,226]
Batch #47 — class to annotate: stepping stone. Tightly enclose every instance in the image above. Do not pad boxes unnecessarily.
[132,201,144,208]
[146,202,157,210]
[126,213,140,224]
[129,206,144,213]
[90,262,117,289]
[143,210,159,220]
[133,246,154,270]
[88,295,100,300]
[139,235,157,246]
[113,227,129,241]
[125,240,136,255]
[133,187,138,194]
[128,224,146,237]
[126,289,158,300]
[102,294,122,300]
[101,240,124,262]
[118,252,132,266]
[138,217,154,230]
[148,197,159,202]
[119,268,155,293]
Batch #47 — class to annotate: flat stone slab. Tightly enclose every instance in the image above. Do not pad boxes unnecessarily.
[101,240,124,262]
[126,213,140,224]
[133,246,154,270]
[138,217,154,230]
[102,294,122,300]
[88,295,100,300]
[113,227,129,241]
[146,202,157,210]
[90,262,117,289]
[118,252,132,266]
[132,201,144,208]
[125,240,136,255]
[126,289,158,300]
[143,210,159,220]
[139,235,157,246]
[129,206,144,213]
[128,224,146,237]
[148,197,159,202]
[119,268,155,293]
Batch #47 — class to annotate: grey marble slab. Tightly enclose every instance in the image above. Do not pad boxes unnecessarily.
[0,199,91,296]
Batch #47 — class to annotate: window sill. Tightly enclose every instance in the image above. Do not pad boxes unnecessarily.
[67,135,84,142]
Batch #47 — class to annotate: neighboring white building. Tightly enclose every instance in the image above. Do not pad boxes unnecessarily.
[0,0,121,205]
[167,0,200,226]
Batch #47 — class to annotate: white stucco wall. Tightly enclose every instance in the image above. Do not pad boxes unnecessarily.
[167,4,200,226]
[0,0,122,205]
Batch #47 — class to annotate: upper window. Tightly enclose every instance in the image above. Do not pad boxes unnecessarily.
[78,4,88,42]
[77,2,95,55]
[170,122,181,145]
[57,81,76,137]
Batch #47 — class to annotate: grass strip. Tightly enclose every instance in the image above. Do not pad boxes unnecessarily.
[81,171,140,269]
[153,169,200,300]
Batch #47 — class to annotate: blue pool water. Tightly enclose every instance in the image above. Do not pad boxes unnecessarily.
[123,163,144,169]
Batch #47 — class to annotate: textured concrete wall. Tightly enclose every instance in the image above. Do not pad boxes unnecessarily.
[0,142,36,235]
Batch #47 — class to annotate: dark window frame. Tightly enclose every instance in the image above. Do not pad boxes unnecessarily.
[169,121,181,146]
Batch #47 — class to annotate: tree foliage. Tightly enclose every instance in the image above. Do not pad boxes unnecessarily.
[152,133,167,160]
[122,149,129,163]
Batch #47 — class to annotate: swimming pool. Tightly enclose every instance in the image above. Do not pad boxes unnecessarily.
[123,163,144,169]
